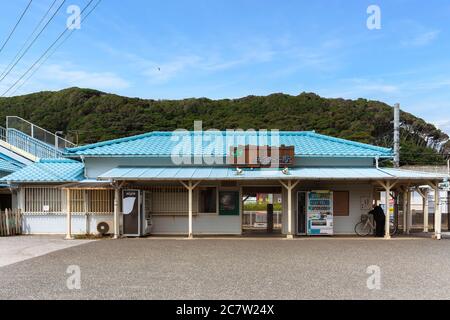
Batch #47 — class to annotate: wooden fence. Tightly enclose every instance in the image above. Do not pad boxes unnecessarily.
[0,209,22,236]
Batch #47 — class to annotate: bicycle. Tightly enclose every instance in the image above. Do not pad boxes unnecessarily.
[354,213,397,237]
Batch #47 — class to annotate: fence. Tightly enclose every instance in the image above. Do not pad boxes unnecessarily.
[0,209,22,236]
[243,211,282,229]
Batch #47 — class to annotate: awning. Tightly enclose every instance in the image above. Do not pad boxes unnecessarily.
[98,166,448,182]
[59,179,114,189]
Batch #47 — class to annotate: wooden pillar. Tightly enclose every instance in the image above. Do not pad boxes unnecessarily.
[180,180,201,239]
[434,186,442,240]
[423,189,429,233]
[407,189,412,234]
[384,184,392,239]
[403,190,408,234]
[279,180,299,239]
[113,187,120,239]
[65,189,74,240]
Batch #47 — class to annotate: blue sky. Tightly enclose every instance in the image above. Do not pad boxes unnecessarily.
[1,0,450,135]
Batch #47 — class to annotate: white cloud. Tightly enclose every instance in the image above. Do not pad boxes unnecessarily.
[39,64,130,90]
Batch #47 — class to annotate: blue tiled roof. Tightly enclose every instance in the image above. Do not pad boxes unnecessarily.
[66,131,393,158]
[0,159,23,173]
[98,166,447,181]
[0,159,84,183]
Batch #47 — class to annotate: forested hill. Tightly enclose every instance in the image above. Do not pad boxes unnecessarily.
[0,87,448,165]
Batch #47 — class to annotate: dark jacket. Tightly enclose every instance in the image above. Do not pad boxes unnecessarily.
[369,205,385,222]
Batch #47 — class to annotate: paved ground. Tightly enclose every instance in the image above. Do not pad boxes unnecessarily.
[1,236,450,300]
[0,235,93,267]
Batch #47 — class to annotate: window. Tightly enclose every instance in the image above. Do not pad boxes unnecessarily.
[148,186,188,215]
[198,187,217,213]
[25,187,62,213]
[70,189,114,214]
[333,191,350,216]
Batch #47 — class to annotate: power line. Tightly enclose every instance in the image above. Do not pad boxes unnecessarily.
[0,0,59,80]
[1,0,102,97]
[10,0,102,96]
[0,0,66,83]
[0,0,33,54]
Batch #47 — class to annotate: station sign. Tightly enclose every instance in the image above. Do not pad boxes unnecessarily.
[228,145,295,168]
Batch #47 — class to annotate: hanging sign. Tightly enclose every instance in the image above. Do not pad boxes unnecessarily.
[228,145,295,168]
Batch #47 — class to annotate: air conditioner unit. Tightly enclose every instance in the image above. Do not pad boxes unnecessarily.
[97,221,113,235]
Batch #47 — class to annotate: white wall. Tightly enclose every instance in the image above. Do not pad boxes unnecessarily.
[22,214,113,235]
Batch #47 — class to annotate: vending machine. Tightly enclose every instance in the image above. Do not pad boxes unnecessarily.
[307,191,334,235]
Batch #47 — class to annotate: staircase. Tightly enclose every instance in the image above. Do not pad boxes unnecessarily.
[0,117,76,162]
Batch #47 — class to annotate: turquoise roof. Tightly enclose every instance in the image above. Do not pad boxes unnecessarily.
[0,159,23,173]
[0,159,84,183]
[66,131,393,158]
[98,166,447,181]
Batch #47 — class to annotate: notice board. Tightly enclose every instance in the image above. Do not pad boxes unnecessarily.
[219,191,240,216]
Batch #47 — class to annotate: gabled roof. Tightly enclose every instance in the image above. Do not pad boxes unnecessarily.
[66,131,393,158]
[0,159,84,183]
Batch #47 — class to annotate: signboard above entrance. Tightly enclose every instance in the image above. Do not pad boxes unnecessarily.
[228,145,295,168]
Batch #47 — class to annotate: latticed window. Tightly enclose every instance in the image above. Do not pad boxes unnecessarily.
[24,187,62,213]
[147,186,192,215]
[70,189,114,214]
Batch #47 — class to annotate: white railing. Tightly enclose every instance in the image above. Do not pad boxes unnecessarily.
[243,211,282,229]
[6,116,76,151]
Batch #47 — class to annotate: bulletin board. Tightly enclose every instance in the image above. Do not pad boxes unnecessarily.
[219,191,240,216]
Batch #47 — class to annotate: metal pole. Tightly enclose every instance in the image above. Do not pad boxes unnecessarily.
[393,103,400,168]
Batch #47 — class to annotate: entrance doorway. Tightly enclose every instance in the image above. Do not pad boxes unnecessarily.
[0,193,12,211]
[242,187,282,236]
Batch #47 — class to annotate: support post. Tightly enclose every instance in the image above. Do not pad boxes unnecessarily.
[188,181,193,238]
[407,189,412,234]
[65,189,74,240]
[279,180,299,239]
[403,190,408,234]
[385,183,392,239]
[180,180,201,239]
[113,187,120,239]
[423,189,429,233]
[434,186,442,240]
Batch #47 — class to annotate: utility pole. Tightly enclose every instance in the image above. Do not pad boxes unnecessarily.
[393,103,400,168]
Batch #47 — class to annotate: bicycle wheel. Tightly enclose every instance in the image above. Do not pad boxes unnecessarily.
[355,221,371,236]
[389,221,397,236]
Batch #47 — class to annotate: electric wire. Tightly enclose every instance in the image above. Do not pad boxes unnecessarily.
[0,0,66,83]
[0,0,33,54]
[1,0,102,97]
[0,0,60,80]
[10,0,102,96]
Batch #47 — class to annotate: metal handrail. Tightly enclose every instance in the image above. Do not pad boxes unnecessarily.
[6,116,76,149]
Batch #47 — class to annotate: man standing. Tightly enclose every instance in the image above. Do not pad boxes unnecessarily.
[369,204,386,237]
